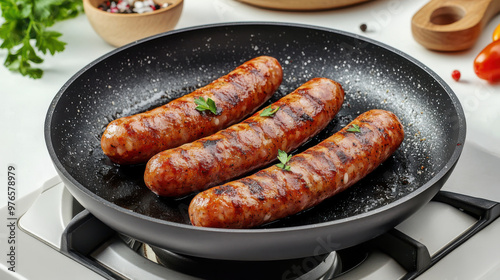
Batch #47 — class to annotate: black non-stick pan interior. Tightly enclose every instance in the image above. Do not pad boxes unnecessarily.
[46,22,465,260]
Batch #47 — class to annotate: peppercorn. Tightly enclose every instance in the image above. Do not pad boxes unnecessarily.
[360,23,367,32]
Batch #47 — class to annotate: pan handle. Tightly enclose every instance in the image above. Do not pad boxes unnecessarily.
[60,209,118,279]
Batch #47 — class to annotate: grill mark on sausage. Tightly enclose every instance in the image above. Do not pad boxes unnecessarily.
[174,148,192,178]
[213,185,237,196]
[253,170,279,185]
[213,80,243,107]
[280,106,301,124]
[281,169,307,190]
[246,120,265,137]
[197,153,214,174]
[270,107,296,132]
[299,88,325,110]
[196,140,220,176]
[335,149,349,164]
[245,121,276,153]
[232,123,261,154]
[179,148,189,160]
[246,64,266,78]
[226,72,250,90]
[140,117,157,137]
[300,113,314,122]
[251,119,280,143]
[290,156,319,186]
[254,171,289,200]
[302,148,338,175]
[321,141,344,163]
[123,122,135,139]
[290,154,335,200]
[353,129,373,145]
[240,178,266,200]
[202,139,220,149]
[219,129,247,156]
[280,100,315,125]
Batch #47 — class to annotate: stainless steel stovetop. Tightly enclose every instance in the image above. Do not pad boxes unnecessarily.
[2,143,500,280]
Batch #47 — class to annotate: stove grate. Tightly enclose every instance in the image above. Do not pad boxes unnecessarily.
[59,190,500,280]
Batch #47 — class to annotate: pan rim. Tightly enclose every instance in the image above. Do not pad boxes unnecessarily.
[45,21,466,235]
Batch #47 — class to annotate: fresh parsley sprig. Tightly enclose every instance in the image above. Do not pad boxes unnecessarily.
[0,0,83,79]
[194,97,217,114]
[260,105,279,117]
[276,149,292,171]
[346,124,361,133]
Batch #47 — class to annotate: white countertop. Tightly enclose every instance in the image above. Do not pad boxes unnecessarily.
[1,0,500,209]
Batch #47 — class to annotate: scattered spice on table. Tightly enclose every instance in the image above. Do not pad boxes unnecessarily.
[359,23,367,32]
[98,0,170,14]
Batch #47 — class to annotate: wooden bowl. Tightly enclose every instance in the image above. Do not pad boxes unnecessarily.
[237,0,371,11]
[83,0,183,47]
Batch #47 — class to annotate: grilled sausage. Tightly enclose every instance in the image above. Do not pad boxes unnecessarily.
[101,56,283,165]
[144,78,345,197]
[189,109,404,228]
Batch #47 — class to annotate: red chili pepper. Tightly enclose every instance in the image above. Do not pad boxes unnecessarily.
[474,40,500,83]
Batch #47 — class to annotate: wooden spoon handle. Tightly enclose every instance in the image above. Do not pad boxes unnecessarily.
[412,0,500,51]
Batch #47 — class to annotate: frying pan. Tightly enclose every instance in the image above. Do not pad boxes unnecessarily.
[45,22,466,261]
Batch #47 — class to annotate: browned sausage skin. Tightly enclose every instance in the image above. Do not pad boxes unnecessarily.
[101,56,283,165]
[189,109,404,228]
[144,78,345,197]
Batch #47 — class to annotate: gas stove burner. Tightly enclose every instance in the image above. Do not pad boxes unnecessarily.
[137,242,340,280]
[118,232,374,280]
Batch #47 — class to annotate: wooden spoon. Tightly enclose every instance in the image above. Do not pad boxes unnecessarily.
[411,0,500,51]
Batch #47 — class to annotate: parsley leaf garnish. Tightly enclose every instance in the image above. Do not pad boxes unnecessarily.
[0,0,84,79]
[194,97,217,114]
[346,124,361,133]
[260,105,279,117]
[276,149,292,171]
